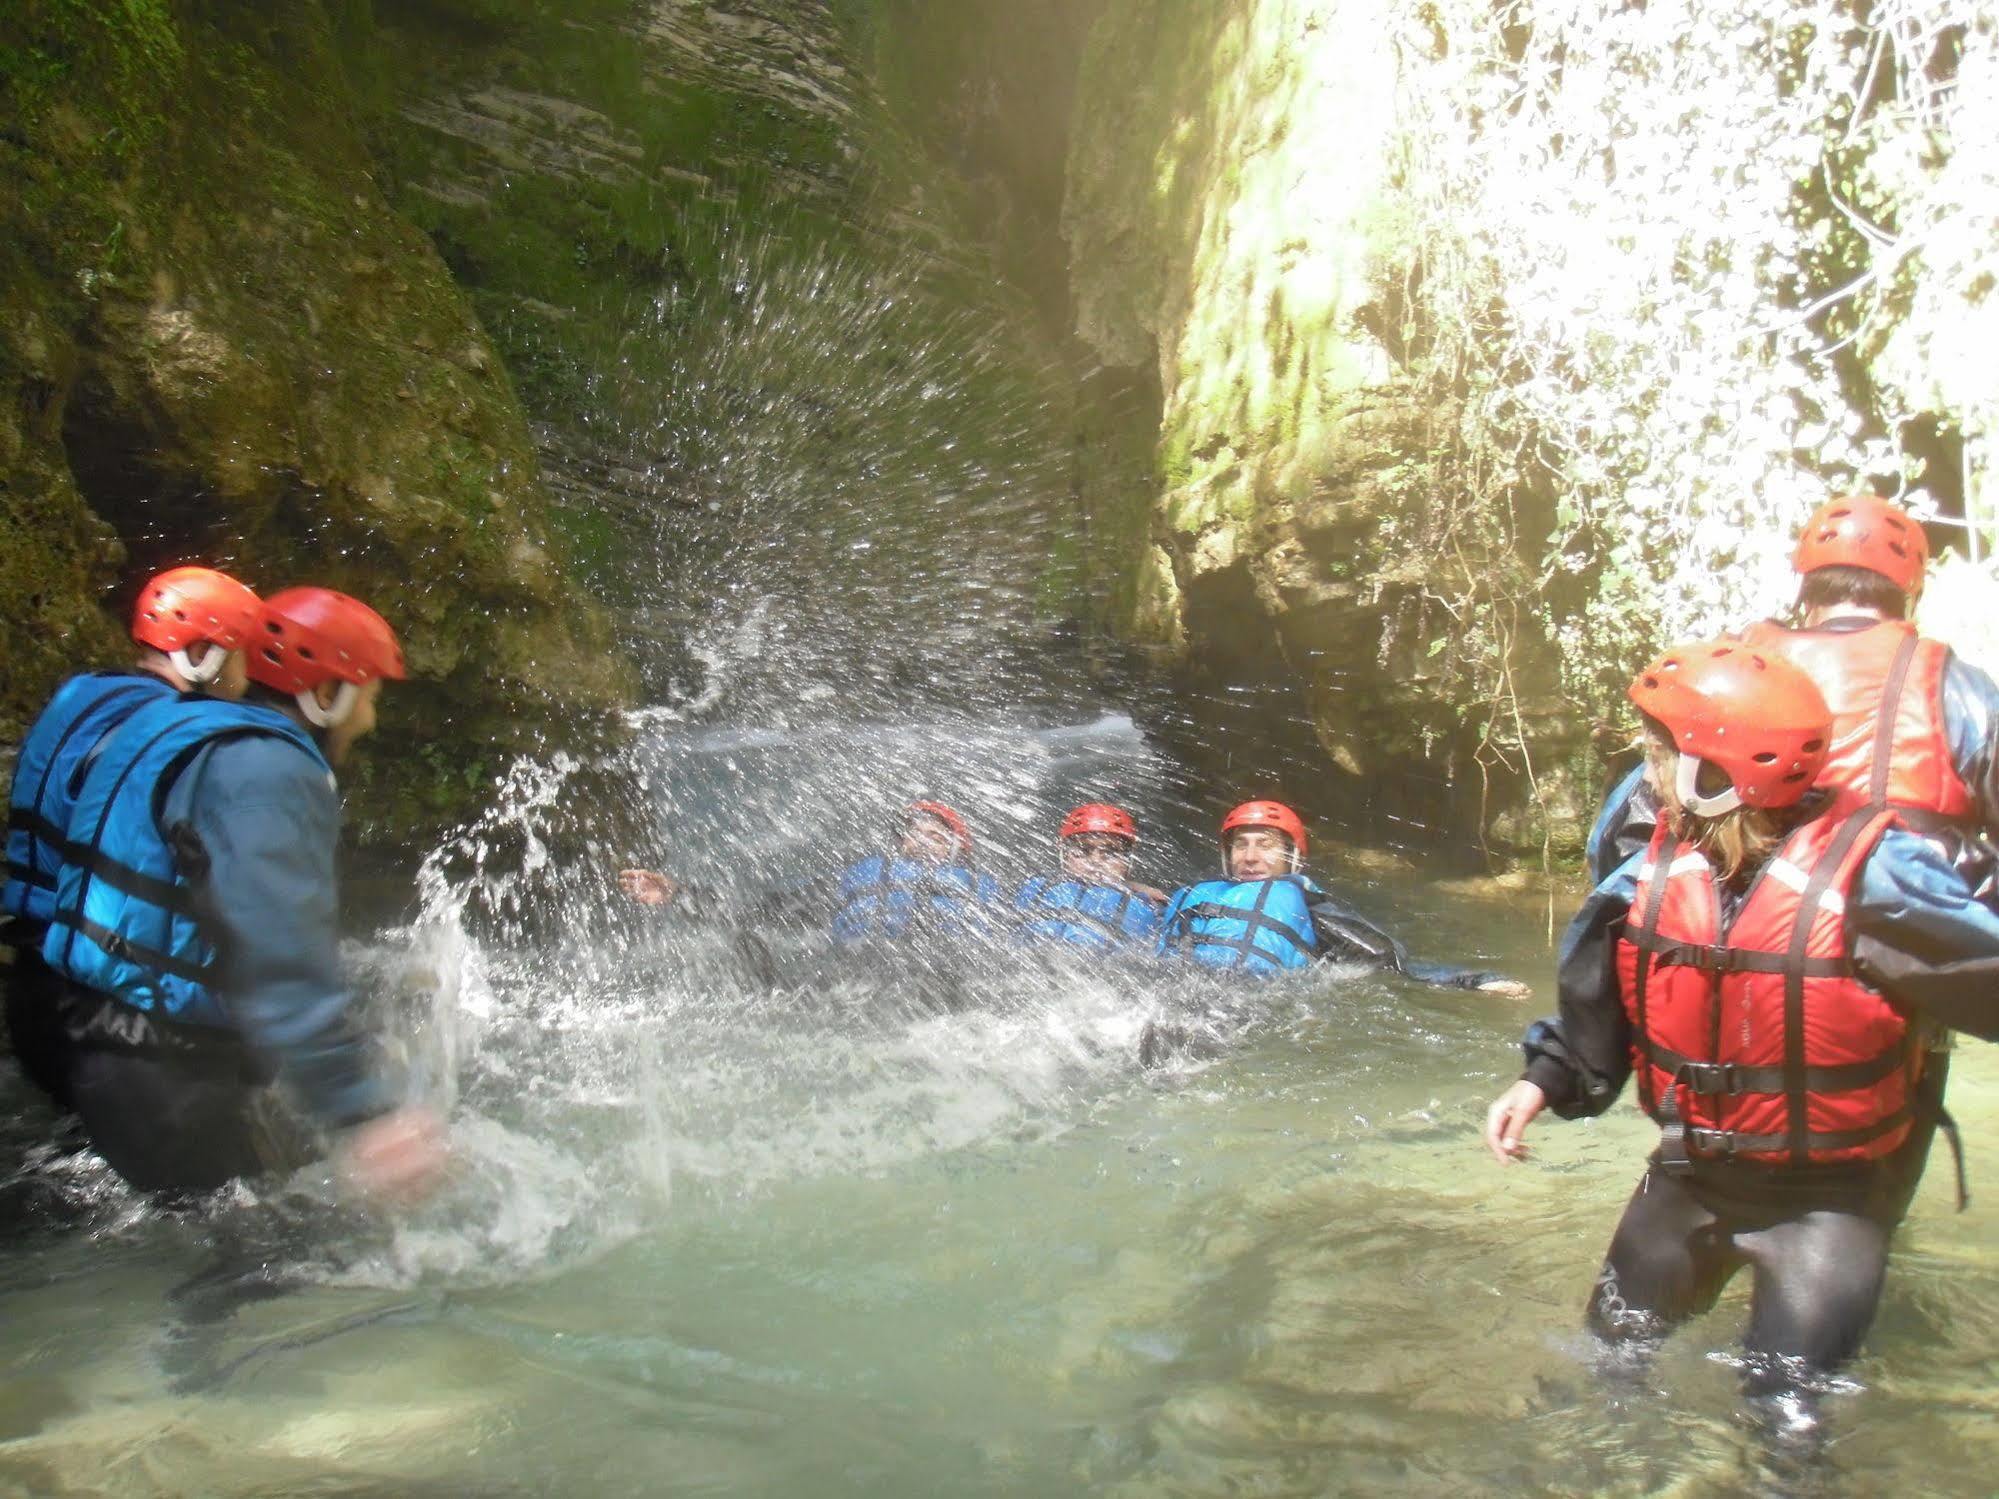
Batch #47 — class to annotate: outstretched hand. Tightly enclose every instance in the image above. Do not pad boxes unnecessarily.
[618,868,680,906]
[1482,1079,1547,1165]
[337,1105,451,1207]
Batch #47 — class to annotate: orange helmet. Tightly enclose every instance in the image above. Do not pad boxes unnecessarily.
[1220,800,1308,858]
[249,587,405,728]
[1628,638,1830,813]
[906,800,972,852]
[1060,803,1137,843]
[1792,494,1927,596]
[131,566,261,654]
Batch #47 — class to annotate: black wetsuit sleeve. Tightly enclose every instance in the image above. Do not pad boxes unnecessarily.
[1523,875,1635,1117]
[1306,895,1510,991]
[1585,764,1660,888]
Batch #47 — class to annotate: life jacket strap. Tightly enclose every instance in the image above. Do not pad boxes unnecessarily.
[70,913,213,986]
[61,841,202,917]
[1171,898,1316,965]
[1623,927,1850,978]
[1683,1110,1909,1160]
[1638,1035,1907,1096]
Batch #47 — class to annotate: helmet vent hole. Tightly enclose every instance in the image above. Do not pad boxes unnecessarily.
[261,646,282,664]
[1783,770,1808,783]
[1802,738,1825,753]
[297,646,316,660]
[173,609,187,621]
[1751,751,1778,764]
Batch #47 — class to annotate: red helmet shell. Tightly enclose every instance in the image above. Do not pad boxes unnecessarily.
[248,587,407,695]
[906,800,972,853]
[1792,494,1928,596]
[1627,638,1831,808]
[1220,800,1308,858]
[1060,803,1137,843]
[131,566,262,653]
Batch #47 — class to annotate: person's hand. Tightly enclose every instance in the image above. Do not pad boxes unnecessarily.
[1131,883,1171,904]
[1483,1080,1547,1165]
[618,868,680,906]
[1477,977,1533,998]
[337,1105,450,1207]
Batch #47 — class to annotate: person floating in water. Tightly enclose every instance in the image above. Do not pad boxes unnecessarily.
[1156,800,1532,993]
[619,799,1002,947]
[1484,639,1999,1413]
[1011,803,1168,955]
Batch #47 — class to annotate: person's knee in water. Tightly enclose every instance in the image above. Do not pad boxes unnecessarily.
[1486,637,1999,1402]
[4,567,265,1112]
[1154,800,1530,994]
[1013,803,1168,955]
[43,586,449,1205]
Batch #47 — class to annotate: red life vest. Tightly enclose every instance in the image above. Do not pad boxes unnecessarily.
[1615,811,1918,1168]
[1739,618,1969,819]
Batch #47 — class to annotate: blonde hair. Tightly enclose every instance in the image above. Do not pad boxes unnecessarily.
[1641,722,1788,883]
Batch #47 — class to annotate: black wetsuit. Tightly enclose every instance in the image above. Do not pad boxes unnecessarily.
[1524,812,1999,1388]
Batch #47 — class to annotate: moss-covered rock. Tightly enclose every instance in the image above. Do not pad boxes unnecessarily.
[0,0,628,838]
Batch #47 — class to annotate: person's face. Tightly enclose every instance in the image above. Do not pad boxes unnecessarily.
[899,814,961,866]
[320,678,383,767]
[1226,827,1294,880]
[1060,833,1133,885]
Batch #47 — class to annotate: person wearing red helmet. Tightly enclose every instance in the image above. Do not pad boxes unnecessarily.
[618,799,1003,950]
[1588,494,1999,885]
[1013,803,1169,954]
[1485,640,1999,1412]
[41,585,444,1205]
[1153,799,1530,992]
[4,565,264,1107]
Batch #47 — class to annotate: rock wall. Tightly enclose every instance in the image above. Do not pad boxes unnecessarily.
[0,0,627,838]
[1058,0,1582,848]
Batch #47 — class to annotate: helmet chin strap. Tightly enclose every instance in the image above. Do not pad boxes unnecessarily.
[295,681,359,729]
[170,645,226,686]
[1675,753,1743,817]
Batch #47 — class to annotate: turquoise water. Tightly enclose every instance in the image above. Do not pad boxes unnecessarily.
[2,715,1996,1497]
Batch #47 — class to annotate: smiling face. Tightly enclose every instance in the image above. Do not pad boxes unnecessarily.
[1059,833,1134,886]
[1225,827,1295,881]
[899,812,963,866]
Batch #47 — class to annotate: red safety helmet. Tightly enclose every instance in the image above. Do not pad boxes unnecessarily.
[1220,800,1308,858]
[131,566,262,653]
[906,800,972,852]
[1792,493,1928,597]
[1060,803,1138,843]
[1627,638,1830,811]
[248,587,407,695]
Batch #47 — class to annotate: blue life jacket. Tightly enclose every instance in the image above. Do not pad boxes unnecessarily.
[829,855,998,945]
[4,672,177,929]
[41,696,327,1029]
[1158,875,1321,975]
[1013,876,1163,952]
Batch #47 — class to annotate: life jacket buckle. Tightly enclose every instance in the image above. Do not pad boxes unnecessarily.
[1677,1061,1741,1095]
[1691,1126,1739,1158]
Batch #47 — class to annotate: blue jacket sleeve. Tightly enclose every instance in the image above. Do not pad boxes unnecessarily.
[1942,651,1999,840]
[1852,823,1999,1041]
[1585,763,1657,889]
[167,736,392,1128]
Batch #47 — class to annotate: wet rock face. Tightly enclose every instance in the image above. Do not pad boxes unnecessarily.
[1059,0,1585,847]
[0,1,625,834]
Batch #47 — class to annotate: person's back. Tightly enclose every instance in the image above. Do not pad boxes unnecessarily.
[2,566,262,1106]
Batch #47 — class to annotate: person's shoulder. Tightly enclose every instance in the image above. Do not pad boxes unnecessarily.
[194,719,334,802]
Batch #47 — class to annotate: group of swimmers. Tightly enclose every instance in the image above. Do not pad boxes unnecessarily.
[617,797,1532,996]
[4,489,1997,1428]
